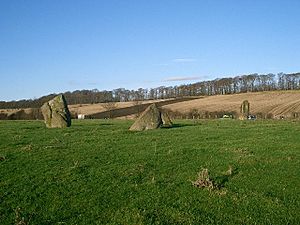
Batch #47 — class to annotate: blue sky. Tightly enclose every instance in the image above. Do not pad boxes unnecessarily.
[1,0,300,101]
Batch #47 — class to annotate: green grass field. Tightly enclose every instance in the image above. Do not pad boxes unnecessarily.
[0,119,299,224]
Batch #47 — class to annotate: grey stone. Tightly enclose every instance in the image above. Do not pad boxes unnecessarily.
[129,104,162,131]
[161,111,173,127]
[240,100,250,120]
[41,95,71,128]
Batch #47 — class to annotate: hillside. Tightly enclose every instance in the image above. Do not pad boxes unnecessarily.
[69,91,300,119]
[0,98,198,120]
[1,72,299,110]
[162,91,300,119]
[1,91,300,120]
[68,99,164,116]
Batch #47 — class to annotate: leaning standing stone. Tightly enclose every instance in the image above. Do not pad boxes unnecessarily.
[41,95,71,128]
[129,103,162,131]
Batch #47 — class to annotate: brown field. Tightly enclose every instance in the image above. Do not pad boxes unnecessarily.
[162,90,300,119]
[0,100,164,117]
[68,99,163,115]
[1,91,300,119]
[0,108,37,114]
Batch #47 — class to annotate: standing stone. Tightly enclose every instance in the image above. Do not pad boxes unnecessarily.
[41,95,71,128]
[161,111,173,127]
[129,104,162,131]
[240,100,250,120]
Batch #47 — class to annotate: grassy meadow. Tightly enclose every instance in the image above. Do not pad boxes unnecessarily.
[0,119,299,224]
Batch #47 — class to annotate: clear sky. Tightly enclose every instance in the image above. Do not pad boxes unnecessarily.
[1,0,300,101]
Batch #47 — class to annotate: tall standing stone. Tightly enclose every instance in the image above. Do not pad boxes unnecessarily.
[129,104,162,131]
[240,100,250,120]
[41,95,71,128]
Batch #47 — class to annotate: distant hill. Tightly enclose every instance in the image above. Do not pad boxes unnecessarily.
[68,90,300,119]
[162,91,300,119]
[1,91,300,120]
[1,72,300,109]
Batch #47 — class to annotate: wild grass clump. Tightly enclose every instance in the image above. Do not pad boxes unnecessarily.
[192,168,215,190]
[192,166,237,191]
[15,207,31,225]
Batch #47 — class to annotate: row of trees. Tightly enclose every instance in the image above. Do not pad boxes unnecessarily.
[1,72,300,109]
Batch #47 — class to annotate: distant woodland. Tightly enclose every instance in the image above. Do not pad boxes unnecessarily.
[1,72,300,109]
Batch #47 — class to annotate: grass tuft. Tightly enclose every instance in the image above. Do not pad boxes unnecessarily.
[192,166,238,191]
[192,168,215,190]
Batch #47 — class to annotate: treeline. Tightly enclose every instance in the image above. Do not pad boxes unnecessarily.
[1,72,300,109]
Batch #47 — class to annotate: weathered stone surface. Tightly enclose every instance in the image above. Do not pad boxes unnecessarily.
[129,104,162,131]
[41,95,71,128]
[161,111,173,127]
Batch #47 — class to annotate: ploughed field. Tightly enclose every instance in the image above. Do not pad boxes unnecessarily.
[68,90,300,119]
[0,119,299,224]
[2,91,300,120]
[163,90,300,119]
